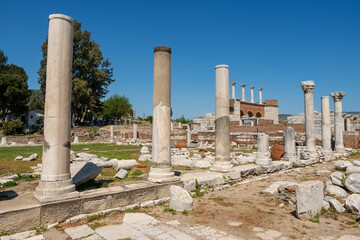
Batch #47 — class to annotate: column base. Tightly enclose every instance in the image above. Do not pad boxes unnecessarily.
[33,179,79,203]
[335,147,346,153]
[109,139,115,143]
[210,161,234,173]
[281,153,297,162]
[255,158,273,166]
[148,167,178,183]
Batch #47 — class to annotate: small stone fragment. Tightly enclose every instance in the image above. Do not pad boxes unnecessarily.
[328,198,345,212]
[345,194,360,214]
[170,185,193,211]
[115,169,128,179]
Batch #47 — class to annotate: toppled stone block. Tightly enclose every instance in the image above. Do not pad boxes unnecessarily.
[345,173,360,193]
[353,160,360,167]
[71,162,102,186]
[138,154,152,161]
[171,155,192,167]
[77,152,99,161]
[328,198,345,212]
[327,172,345,187]
[140,146,150,154]
[334,160,353,171]
[184,179,196,192]
[23,153,38,161]
[170,185,193,211]
[193,160,212,168]
[346,166,360,175]
[114,159,138,171]
[262,181,298,195]
[115,169,128,179]
[326,185,348,198]
[14,156,23,161]
[295,181,324,220]
[345,194,360,214]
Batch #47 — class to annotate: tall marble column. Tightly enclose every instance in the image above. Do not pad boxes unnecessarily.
[211,65,233,172]
[250,86,255,103]
[231,82,236,99]
[258,88,263,104]
[240,84,246,101]
[148,46,176,182]
[133,123,137,140]
[321,96,332,156]
[301,81,316,156]
[281,127,296,162]
[109,125,115,143]
[330,92,346,153]
[34,14,79,202]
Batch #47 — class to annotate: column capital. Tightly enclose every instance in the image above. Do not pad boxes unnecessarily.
[330,92,345,102]
[154,46,171,53]
[240,84,246,87]
[250,86,255,89]
[301,80,315,93]
[258,88,263,91]
[231,82,236,86]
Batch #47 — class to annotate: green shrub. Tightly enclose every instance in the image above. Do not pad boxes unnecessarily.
[2,119,24,135]
[87,126,99,140]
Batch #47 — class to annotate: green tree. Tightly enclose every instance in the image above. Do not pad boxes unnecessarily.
[173,115,192,124]
[102,94,132,120]
[0,50,30,120]
[38,20,114,122]
[28,89,44,110]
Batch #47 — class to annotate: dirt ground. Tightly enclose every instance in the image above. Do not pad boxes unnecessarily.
[42,160,360,240]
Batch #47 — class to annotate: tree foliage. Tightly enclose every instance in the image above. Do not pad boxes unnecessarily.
[173,115,192,124]
[102,94,132,120]
[28,89,44,110]
[38,20,114,122]
[0,50,29,120]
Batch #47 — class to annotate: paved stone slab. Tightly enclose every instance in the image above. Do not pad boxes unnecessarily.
[65,224,95,239]
[96,224,144,240]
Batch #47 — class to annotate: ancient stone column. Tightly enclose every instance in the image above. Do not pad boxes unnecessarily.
[330,92,346,153]
[148,46,175,182]
[73,136,79,144]
[321,96,332,156]
[301,81,316,156]
[133,123,137,140]
[1,137,8,146]
[255,133,272,165]
[34,14,79,202]
[109,125,115,143]
[211,65,233,172]
[186,124,191,146]
[281,127,296,162]
[345,118,351,131]
[231,82,236,99]
[250,86,255,103]
[240,84,246,101]
[258,88,263,104]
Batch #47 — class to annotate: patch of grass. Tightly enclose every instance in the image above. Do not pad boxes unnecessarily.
[163,208,176,215]
[311,213,320,223]
[130,169,144,176]
[0,232,11,237]
[70,144,141,152]
[30,225,47,234]
[88,221,106,229]
[190,179,204,198]
[126,206,140,213]
[182,210,189,216]
[1,181,17,188]
[346,221,356,225]
[86,214,104,223]
[54,224,63,230]
[217,197,224,201]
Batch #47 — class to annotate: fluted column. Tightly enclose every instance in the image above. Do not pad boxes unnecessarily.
[250,86,255,103]
[321,96,332,156]
[148,46,176,182]
[301,81,316,155]
[330,92,346,153]
[211,65,233,172]
[240,84,246,101]
[258,88,263,104]
[231,82,236,99]
[34,14,79,202]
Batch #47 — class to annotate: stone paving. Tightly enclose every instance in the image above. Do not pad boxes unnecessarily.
[57,213,360,240]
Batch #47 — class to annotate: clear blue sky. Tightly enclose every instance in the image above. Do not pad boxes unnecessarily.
[1,0,359,119]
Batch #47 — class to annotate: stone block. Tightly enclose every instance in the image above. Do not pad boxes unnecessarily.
[115,169,128,179]
[346,166,360,175]
[65,224,95,240]
[334,160,353,171]
[327,172,345,187]
[115,160,138,171]
[345,173,360,193]
[169,185,193,211]
[193,160,212,168]
[295,181,324,219]
[326,185,348,198]
[345,194,360,214]
[71,162,102,186]
[328,198,345,212]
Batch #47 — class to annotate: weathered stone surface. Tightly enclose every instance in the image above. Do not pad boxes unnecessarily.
[346,166,360,175]
[65,224,95,240]
[328,198,345,212]
[171,155,192,167]
[262,181,298,195]
[138,154,152,161]
[71,162,102,186]
[295,181,324,219]
[115,169,128,179]
[77,152,99,161]
[115,160,138,171]
[23,153,38,161]
[278,185,297,204]
[14,156,23,161]
[3,230,36,240]
[193,160,212,169]
[338,235,360,240]
[345,194,360,214]
[181,171,225,187]
[328,172,345,187]
[169,185,193,211]
[184,179,196,192]
[334,160,353,171]
[323,200,330,210]
[344,173,360,193]
[326,185,348,198]
[353,160,360,167]
[140,146,150,154]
